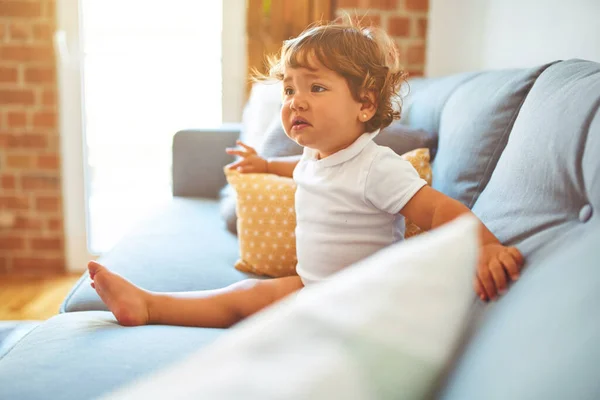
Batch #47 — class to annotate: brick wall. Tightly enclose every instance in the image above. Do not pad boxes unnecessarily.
[336,0,429,77]
[0,0,65,274]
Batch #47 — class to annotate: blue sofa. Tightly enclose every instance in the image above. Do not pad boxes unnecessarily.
[0,59,598,399]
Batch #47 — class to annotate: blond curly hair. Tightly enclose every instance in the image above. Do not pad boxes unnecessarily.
[255,18,407,132]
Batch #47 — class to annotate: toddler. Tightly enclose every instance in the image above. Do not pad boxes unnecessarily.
[89,20,523,328]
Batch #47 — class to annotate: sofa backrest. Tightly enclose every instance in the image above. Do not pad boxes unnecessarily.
[471,59,600,253]
[404,59,599,254]
[406,59,600,399]
[407,63,556,207]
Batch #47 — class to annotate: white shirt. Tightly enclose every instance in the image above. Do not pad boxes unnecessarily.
[293,130,427,286]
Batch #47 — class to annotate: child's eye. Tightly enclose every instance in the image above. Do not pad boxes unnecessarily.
[311,85,326,93]
[284,87,294,95]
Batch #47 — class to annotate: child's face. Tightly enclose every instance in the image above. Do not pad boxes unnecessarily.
[281,57,370,158]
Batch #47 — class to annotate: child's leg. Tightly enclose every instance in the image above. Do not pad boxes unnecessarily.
[88,261,303,328]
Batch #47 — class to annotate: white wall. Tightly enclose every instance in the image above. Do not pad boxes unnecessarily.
[222,0,247,122]
[426,0,600,77]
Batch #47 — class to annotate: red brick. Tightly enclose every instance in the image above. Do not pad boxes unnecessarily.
[21,175,59,190]
[388,17,411,37]
[7,111,27,128]
[0,133,48,149]
[0,235,25,250]
[0,133,11,148]
[0,258,7,273]
[0,195,30,210]
[407,44,425,65]
[0,89,35,105]
[47,218,62,231]
[12,257,65,273]
[14,215,43,230]
[31,237,62,251]
[336,0,360,7]
[41,89,57,106]
[37,153,60,169]
[33,111,57,128]
[25,66,55,83]
[33,22,53,41]
[9,22,31,40]
[407,69,424,77]
[0,66,18,83]
[417,17,428,38]
[22,134,49,149]
[1,174,17,189]
[406,0,428,11]
[0,1,43,18]
[362,0,397,10]
[6,154,34,168]
[0,44,54,63]
[36,196,60,211]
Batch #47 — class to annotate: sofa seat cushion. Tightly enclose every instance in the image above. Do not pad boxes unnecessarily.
[472,59,600,255]
[438,222,600,400]
[0,311,224,400]
[62,197,256,313]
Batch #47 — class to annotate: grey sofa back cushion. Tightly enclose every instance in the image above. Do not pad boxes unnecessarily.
[402,72,480,133]
[439,222,600,400]
[472,59,600,255]
[172,128,238,198]
[583,90,600,217]
[432,62,555,207]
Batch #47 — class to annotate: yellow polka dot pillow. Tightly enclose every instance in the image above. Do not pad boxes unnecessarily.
[223,148,431,277]
[224,168,298,277]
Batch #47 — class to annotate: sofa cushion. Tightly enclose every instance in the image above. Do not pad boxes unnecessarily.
[401,72,480,134]
[0,311,224,400]
[432,62,555,207]
[582,94,600,218]
[61,198,256,313]
[225,169,298,277]
[472,59,600,255]
[438,221,600,400]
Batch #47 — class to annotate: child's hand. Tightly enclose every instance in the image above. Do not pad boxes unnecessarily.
[474,244,524,302]
[226,140,268,173]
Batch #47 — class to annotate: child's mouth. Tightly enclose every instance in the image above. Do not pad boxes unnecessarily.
[292,117,312,131]
[292,123,310,131]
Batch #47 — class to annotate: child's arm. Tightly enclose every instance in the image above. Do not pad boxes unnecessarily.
[226,140,300,178]
[400,186,524,301]
[266,156,301,178]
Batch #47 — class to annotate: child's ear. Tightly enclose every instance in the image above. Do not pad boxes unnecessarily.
[359,90,377,121]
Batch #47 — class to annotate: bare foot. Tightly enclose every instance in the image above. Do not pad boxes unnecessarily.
[88,261,150,326]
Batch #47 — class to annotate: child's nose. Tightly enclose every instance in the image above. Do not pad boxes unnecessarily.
[290,95,308,111]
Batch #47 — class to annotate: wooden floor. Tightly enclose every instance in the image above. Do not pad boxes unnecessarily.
[0,274,82,320]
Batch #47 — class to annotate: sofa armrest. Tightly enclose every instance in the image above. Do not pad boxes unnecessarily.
[172,124,241,198]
